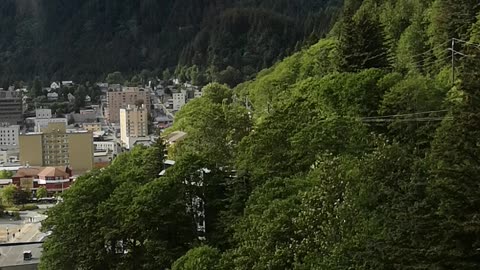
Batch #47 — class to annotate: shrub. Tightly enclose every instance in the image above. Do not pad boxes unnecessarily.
[20,204,39,211]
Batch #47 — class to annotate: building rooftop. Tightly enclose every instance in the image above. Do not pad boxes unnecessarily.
[13,167,43,178]
[0,243,42,268]
[0,179,12,185]
[166,131,187,144]
[37,167,70,178]
[14,166,70,178]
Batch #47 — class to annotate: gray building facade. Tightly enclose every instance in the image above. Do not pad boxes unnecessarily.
[0,91,22,125]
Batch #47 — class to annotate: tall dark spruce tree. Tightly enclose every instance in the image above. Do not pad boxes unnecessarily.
[426,37,480,269]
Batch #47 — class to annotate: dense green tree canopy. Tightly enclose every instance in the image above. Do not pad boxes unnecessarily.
[0,0,342,86]
[39,0,480,269]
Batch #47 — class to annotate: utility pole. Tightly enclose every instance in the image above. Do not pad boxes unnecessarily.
[451,38,455,85]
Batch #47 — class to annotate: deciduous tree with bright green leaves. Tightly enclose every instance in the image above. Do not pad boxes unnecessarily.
[36,186,48,199]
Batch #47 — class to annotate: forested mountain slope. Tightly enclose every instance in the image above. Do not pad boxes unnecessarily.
[0,0,341,85]
[40,0,480,269]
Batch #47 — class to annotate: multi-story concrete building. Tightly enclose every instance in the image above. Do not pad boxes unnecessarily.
[34,118,68,132]
[173,92,186,111]
[106,87,151,123]
[0,90,22,125]
[120,105,148,148]
[0,125,20,146]
[19,122,94,174]
[35,109,52,119]
[94,141,119,155]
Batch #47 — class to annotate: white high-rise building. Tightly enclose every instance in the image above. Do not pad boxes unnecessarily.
[120,105,148,148]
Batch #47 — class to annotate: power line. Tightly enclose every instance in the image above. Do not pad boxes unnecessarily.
[409,40,450,59]
[452,38,480,50]
[452,38,455,83]
[362,117,452,123]
[408,55,452,70]
[448,48,471,57]
[315,115,453,125]
[362,110,448,120]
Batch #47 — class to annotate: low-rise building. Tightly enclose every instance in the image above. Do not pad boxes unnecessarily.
[68,93,75,103]
[70,111,97,124]
[35,108,52,119]
[12,166,73,193]
[47,92,59,101]
[0,149,20,165]
[166,131,187,145]
[94,141,119,155]
[62,81,74,87]
[83,123,101,132]
[34,118,68,132]
[194,90,203,98]
[50,82,60,90]
[125,137,155,149]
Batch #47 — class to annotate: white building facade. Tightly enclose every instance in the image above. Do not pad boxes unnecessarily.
[120,105,148,149]
[0,125,20,146]
[94,141,119,155]
[173,93,186,111]
[194,90,203,98]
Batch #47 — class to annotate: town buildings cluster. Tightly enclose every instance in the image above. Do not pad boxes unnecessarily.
[0,79,201,196]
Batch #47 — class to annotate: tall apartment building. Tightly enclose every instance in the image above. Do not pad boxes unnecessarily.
[19,122,94,174]
[0,125,20,146]
[106,87,151,123]
[0,90,22,125]
[173,92,186,111]
[120,105,148,148]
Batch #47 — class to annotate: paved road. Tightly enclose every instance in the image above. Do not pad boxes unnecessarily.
[0,243,42,267]
[9,211,47,243]
[0,211,47,267]
[159,100,175,119]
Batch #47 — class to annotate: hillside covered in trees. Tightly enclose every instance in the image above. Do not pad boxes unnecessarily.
[40,0,480,269]
[0,0,341,86]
